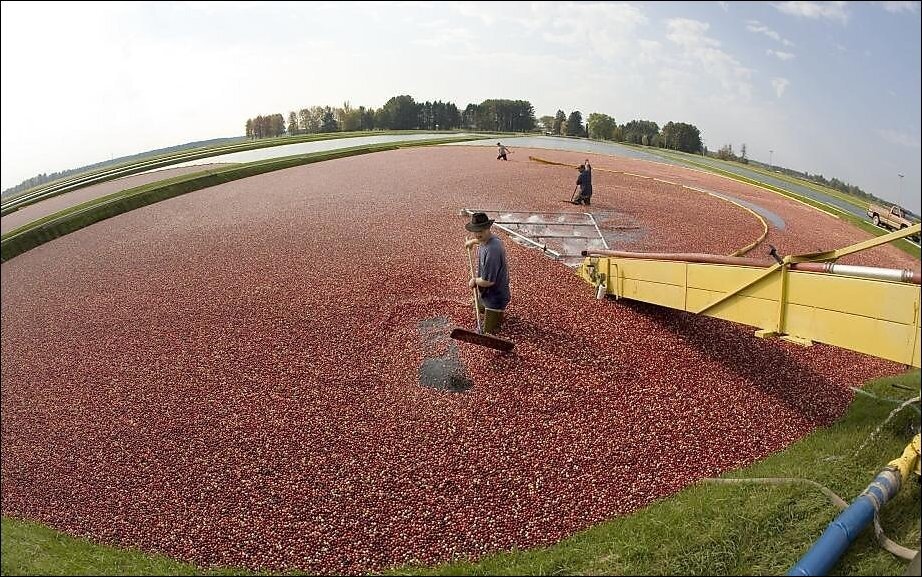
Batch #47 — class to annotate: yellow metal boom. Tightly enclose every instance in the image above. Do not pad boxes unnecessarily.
[578,224,921,367]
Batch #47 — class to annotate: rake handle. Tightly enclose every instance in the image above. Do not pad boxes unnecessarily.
[467,246,482,334]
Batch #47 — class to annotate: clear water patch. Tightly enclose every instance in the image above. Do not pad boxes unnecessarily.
[416,316,473,393]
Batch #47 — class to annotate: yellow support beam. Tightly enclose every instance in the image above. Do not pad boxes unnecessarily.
[790,222,920,263]
[578,249,922,367]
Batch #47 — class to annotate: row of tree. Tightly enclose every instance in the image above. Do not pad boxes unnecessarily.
[245,96,538,138]
[535,111,703,154]
[537,110,587,138]
[804,172,872,200]
[245,96,706,154]
[715,143,748,163]
[462,100,535,132]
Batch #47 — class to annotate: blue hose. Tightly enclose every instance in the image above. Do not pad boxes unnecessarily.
[787,469,901,576]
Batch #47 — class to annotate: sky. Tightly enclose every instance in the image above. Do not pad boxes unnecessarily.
[2,1,920,213]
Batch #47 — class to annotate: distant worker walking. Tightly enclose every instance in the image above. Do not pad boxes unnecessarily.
[496,142,513,161]
[572,159,592,206]
[464,212,510,334]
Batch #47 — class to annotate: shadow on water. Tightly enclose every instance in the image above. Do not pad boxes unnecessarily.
[417,316,474,393]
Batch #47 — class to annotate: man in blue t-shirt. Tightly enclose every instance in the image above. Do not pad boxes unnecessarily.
[464,212,510,334]
[573,159,592,205]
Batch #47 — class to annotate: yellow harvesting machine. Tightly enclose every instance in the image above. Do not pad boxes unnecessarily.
[577,224,921,368]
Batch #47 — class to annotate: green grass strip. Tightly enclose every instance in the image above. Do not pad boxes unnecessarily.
[647,147,875,213]
[617,143,920,257]
[620,143,856,211]
[1,132,366,214]
[3,372,918,575]
[0,136,478,262]
[0,518,247,576]
[1,131,508,216]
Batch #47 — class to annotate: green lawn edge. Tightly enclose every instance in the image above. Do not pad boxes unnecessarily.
[0,135,481,262]
[617,143,920,257]
[646,146,873,212]
[3,371,918,576]
[0,131,511,216]
[0,517,246,576]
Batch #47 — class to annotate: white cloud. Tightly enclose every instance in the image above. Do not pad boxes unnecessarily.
[413,22,476,48]
[877,129,921,149]
[435,2,649,62]
[767,49,796,61]
[772,77,790,97]
[745,20,795,46]
[774,1,849,24]
[456,6,758,115]
[667,18,720,48]
[879,1,920,13]
[450,1,510,26]
[536,2,649,61]
[179,0,279,12]
[665,18,753,101]
[717,1,729,11]
[449,1,650,36]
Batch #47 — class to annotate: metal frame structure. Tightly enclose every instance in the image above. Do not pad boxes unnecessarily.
[462,208,609,261]
[578,224,922,367]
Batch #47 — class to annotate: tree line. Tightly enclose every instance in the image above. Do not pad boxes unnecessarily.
[248,96,704,155]
[245,96,540,138]
[246,97,545,137]
[535,110,704,155]
[249,96,704,154]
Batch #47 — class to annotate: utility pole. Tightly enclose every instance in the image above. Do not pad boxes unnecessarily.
[897,173,904,207]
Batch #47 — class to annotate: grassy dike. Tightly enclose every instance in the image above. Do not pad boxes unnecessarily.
[619,144,921,257]
[0,131,508,217]
[0,518,241,577]
[3,372,918,576]
[647,146,872,212]
[0,136,480,262]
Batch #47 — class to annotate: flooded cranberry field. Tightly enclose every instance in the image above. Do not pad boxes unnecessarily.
[1,146,912,573]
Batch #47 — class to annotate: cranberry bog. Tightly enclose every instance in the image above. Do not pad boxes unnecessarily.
[1,146,918,574]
